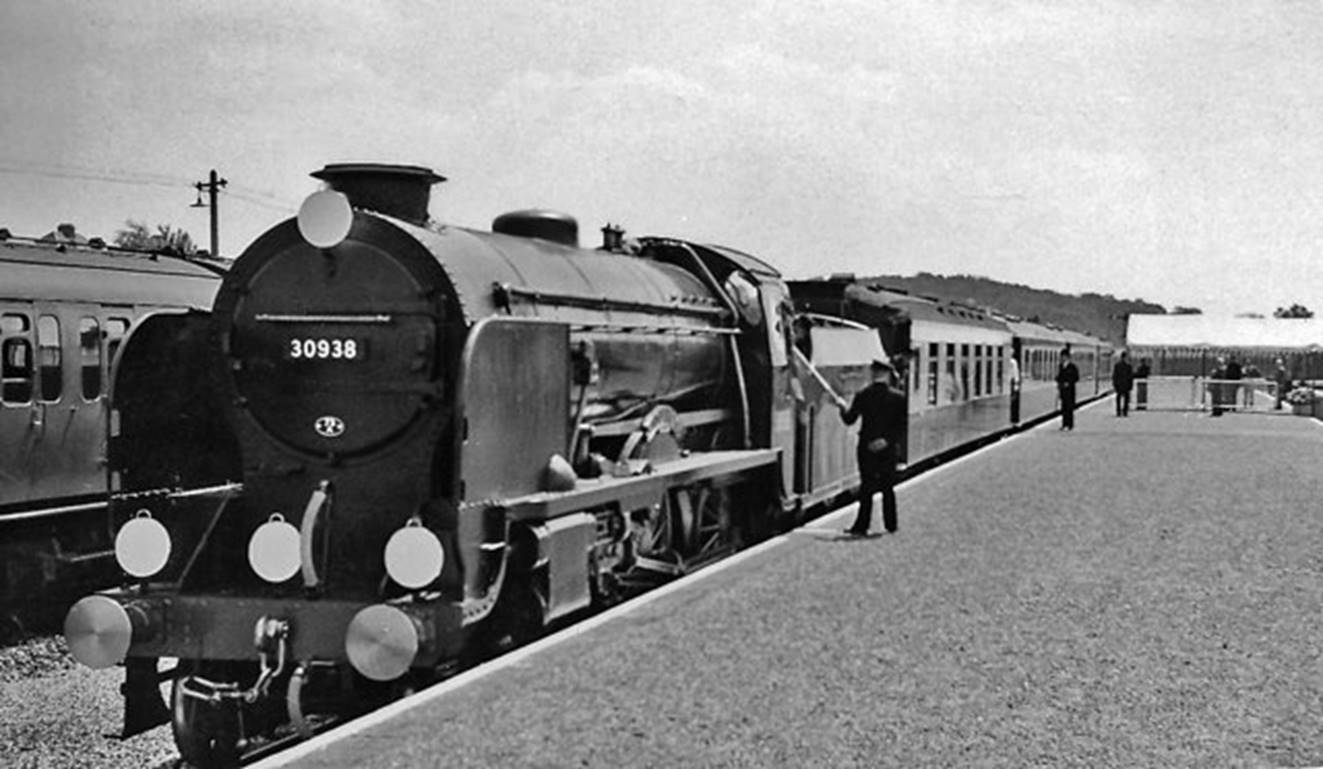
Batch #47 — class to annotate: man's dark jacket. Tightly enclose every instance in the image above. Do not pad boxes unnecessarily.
[842,382,906,459]
[1056,362,1079,395]
[1112,360,1134,393]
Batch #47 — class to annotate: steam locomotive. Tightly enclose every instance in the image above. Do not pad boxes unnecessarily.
[0,233,221,632]
[63,164,890,765]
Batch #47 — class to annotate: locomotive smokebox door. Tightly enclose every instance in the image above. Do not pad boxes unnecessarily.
[224,229,439,457]
[458,318,571,501]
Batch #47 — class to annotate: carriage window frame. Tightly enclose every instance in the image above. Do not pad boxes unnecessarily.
[1,313,34,404]
[37,314,62,403]
[79,316,102,401]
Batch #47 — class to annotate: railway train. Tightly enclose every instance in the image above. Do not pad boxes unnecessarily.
[0,232,222,631]
[62,164,1109,767]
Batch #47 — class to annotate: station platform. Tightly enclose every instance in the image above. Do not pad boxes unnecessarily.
[258,403,1323,768]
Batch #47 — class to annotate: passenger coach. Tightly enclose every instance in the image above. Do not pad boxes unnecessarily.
[0,232,221,619]
[790,277,1112,467]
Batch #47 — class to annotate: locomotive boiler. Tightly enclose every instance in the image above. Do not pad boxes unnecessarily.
[63,164,882,766]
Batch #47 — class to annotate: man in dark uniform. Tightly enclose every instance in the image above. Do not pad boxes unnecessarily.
[1112,350,1134,417]
[1056,349,1079,430]
[837,359,906,535]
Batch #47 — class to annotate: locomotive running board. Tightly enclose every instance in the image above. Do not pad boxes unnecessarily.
[498,449,781,523]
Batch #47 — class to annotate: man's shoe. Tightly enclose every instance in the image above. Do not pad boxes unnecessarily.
[844,527,868,536]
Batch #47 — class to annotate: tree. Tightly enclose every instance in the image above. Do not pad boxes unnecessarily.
[114,220,198,255]
[1170,306,1202,315]
[1274,304,1314,319]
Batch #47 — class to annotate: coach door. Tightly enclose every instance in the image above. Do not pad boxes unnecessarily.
[34,303,108,505]
[0,305,38,508]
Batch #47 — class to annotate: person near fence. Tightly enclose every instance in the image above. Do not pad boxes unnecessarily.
[1243,362,1260,408]
[1057,349,1079,430]
[1135,357,1151,410]
[837,359,906,535]
[1210,356,1227,416]
[1112,350,1134,417]
[1274,358,1290,410]
[1226,355,1243,412]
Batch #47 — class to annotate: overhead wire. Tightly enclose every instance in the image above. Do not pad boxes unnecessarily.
[0,161,301,213]
[0,162,188,189]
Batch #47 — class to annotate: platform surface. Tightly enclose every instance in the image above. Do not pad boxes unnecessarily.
[261,405,1323,768]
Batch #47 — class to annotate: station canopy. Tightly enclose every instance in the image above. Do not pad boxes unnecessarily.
[1126,314,1323,350]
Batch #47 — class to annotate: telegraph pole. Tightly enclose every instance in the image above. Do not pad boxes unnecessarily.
[192,169,228,257]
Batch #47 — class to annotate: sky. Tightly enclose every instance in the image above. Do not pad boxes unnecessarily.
[3,0,1323,316]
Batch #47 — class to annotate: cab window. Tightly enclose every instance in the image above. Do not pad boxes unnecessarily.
[37,314,62,402]
[1,313,34,404]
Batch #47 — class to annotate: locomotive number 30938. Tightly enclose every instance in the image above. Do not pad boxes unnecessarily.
[287,338,361,360]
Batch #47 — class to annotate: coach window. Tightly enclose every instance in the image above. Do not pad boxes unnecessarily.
[977,345,986,397]
[985,346,994,395]
[983,345,991,395]
[960,344,970,401]
[927,343,939,406]
[997,347,1005,394]
[80,317,101,400]
[911,347,920,395]
[105,317,130,364]
[1,313,34,404]
[945,343,957,402]
[37,315,62,402]
[971,345,980,397]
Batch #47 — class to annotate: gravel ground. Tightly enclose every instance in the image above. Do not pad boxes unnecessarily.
[279,407,1323,769]
[0,636,179,768]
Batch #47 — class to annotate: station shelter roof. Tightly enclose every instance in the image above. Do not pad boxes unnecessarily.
[1126,314,1323,351]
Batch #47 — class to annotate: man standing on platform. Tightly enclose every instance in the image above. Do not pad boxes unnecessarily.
[1112,350,1134,417]
[1274,358,1290,410]
[1057,349,1079,430]
[837,359,906,536]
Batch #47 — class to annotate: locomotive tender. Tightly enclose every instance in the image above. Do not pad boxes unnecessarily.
[64,164,884,765]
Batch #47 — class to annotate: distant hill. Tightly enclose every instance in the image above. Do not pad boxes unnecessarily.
[854,273,1169,347]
